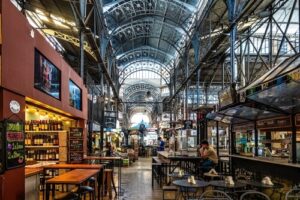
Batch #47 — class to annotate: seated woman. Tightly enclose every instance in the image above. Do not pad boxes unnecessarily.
[199,140,218,172]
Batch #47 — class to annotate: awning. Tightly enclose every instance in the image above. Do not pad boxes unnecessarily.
[243,54,300,114]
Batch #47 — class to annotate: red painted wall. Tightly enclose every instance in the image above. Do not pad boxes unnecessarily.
[0,89,26,200]
[1,0,87,120]
[0,1,89,199]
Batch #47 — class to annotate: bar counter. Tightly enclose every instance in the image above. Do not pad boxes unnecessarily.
[25,167,43,200]
[230,155,300,168]
[25,168,43,178]
[230,155,300,183]
[157,151,200,160]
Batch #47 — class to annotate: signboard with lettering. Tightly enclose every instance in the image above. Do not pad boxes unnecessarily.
[5,121,25,169]
[68,127,83,164]
[183,120,193,130]
[104,111,117,129]
[257,117,291,129]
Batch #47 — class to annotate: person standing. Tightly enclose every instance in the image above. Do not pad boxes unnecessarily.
[199,140,218,171]
[157,137,165,151]
[106,142,113,157]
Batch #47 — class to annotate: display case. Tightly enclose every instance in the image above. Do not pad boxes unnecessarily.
[233,123,255,156]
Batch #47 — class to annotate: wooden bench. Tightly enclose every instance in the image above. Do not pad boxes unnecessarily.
[153,156,170,164]
[162,185,177,200]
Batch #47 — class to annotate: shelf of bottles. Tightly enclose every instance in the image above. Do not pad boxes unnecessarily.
[25,120,64,132]
[24,120,64,162]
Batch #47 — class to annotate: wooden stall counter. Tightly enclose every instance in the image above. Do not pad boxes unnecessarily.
[230,155,300,168]
[230,154,300,184]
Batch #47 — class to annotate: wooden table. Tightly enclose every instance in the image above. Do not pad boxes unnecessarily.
[43,164,103,200]
[45,169,100,200]
[43,163,102,170]
[84,156,122,196]
[25,167,43,178]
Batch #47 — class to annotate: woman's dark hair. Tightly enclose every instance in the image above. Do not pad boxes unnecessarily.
[201,140,209,145]
[158,137,162,140]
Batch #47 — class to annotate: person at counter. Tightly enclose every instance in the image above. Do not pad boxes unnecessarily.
[199,140,218,172]
[106,142,113,157]
[157,137,165,151]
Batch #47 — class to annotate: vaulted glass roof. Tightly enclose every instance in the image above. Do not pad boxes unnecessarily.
[101,0,208,86]
[101,0,208,106]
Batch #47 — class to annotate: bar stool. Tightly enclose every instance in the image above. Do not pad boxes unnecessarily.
[103,169,117,199]
[72,185,95,200]
[54,192,79,200]
[152,163,162,187]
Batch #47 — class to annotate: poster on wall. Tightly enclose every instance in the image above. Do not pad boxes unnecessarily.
[5,121,25,169]
[69,80,82,110]
[34,49,61,100]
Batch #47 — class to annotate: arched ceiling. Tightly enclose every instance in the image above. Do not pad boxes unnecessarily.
[101,0,207,119]
[124,83,160,101]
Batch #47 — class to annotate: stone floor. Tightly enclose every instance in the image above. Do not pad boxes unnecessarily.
[40,158,165,200]
[115,157,163,200]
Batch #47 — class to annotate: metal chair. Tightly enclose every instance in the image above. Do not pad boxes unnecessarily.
[285,188,300,200]
[240,191,270,200]
[199,190,233,200]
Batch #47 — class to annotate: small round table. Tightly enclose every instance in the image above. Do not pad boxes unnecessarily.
[168,172,190,179]
[173,179,209,200]
[167,172,190,185]
[210,180,247,196]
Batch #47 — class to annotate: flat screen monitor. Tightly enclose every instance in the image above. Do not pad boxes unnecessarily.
[69,80,82,110]
[34,50,61,100]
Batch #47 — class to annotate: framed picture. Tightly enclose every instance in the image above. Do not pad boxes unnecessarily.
[69,80,82,110]
[34,50,61,100]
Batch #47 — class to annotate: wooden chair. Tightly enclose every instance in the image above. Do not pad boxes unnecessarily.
[103,169,117,199]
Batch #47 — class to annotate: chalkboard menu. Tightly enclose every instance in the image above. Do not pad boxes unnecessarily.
[5,121,25,169]
[0,123,4,174]
[68,128,83,164]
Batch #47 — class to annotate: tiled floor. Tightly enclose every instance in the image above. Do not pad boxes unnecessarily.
[116,157,163,200]
[40,158,164,200]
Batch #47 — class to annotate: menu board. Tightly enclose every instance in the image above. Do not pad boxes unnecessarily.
[5,121,25,169]
[68,128,83,164]
[69,152,83,163]
[69,128,83,138]
[69,140,83,151]
[0,123,4,174]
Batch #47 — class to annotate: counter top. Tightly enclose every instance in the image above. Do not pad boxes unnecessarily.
[157,151,200,159]
[230,155,300,168]
[25,167,43,178]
